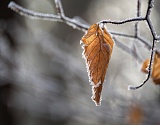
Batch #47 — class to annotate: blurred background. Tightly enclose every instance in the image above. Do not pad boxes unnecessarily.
[0,0,160,125]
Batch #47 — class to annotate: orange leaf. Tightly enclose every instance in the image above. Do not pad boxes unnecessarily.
[128,104,143,125]
[151,54,160,84]
[141,54,160,85]
[81,24,114,106]
[141,59,149,73]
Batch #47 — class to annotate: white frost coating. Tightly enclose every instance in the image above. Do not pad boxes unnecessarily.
[128,85,132,90]
[8,1,14,8]
[145,67,149,72]
[80,38,103,106]
[94,81,101,88]
[80,40,83,45]
[54,0,65,17]
[66,22,77,29]
[8,1,61,21]
[128,85,137,90]
[54,0,59,5]
[91,86,102,106]
[8,1,88,32]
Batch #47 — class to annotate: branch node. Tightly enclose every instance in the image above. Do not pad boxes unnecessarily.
[54,0,65,18]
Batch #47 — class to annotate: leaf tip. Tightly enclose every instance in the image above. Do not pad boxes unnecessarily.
[91,85,102,106]
[91,95,102,106]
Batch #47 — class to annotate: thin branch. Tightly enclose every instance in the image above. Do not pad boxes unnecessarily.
[128,39,156,90]
[137,36,151,50]
[146,18,158,40]
[135,0,141,37]
[128,0,158,89]
[8,2,62,21]
[8,1,89,32]
[137,0,141,17]
[145,0,160,40]
[109,31,158,55]
[137,36,160,54]
[54,0,65,17]
[145,0,154,18]
[109,31,136,38]
[113,37,143,63]
[99,17,145,25]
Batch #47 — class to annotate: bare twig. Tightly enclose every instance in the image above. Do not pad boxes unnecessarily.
[128,39,156,90]
[54,0,65,17]
[99,17,145,25]
[8,2,62,21]
[8,1,89,32]
[135,0,141,37]
[137,0,141,17]
[128,0,158,90]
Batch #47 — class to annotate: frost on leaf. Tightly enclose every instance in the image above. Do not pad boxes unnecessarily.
[81,24,114,106]
[141,53,160,85]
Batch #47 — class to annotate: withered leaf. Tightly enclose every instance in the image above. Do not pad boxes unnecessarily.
[81,24,114,106]
[141,59,150,73]
[141,54,160,85]
[128,104,143,125]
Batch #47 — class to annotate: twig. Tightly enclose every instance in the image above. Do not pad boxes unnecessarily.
[54,0,65,17]
[128,0,158,90]
[137,36,151,50]
[109,31,135,38]
[8,2,62,21]
[135,0,141,37]
[99,17,145,25]
[8,1,89,32]
[128,39,156,90]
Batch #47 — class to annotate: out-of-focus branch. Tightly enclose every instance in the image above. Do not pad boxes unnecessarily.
[113,37,143,63]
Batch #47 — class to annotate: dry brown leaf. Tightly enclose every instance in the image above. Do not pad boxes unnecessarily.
[91,83,102,105]
[128,104,143,125]
[141,54,160,85]
[141,59,150,73]
[81,24,114,106]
